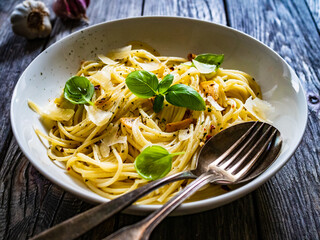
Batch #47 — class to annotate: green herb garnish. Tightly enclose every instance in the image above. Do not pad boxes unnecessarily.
[125,70,158,98]
[125,71,206,113]
[185,53,224,74]
[134,145,184,180]
[165,84,206,111]
[64,76,94,105]
[153,95,164,113]
[195,53,224,66]
[158,73,174,94]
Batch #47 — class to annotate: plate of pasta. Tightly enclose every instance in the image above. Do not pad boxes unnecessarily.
[11,17,307,215]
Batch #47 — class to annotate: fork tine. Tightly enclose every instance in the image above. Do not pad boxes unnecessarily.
[231,126,278,179]
[213,121,261,166]
[217,122,265,168]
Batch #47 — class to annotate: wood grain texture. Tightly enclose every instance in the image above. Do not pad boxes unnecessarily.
[0,0,53,169]
[226,0,320,239]
[306,0,320,32]
[117,195,258,240]
[0,1,141,240]
[47,0,143,48]
[143,0,227,24]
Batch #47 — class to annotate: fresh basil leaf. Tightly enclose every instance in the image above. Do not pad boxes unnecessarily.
[134,145,184,181]
[64,76,94,105]
[158,74,174,94]
[195,53,224,67]
[125,70,158,98]
[125,70,206,112]
[165,84,206,111]
[190,54,224,74]
[153,95,164,113]
[192,59,216,74]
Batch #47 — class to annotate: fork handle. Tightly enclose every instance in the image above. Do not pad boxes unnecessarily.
[31,171,196,240]
[104,172,221,240]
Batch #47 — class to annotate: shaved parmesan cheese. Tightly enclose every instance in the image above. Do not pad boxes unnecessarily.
[244,96,274,122]
[108,45,132,60]
[102,125,127,147]
[207,96,224,111]
[104,135,127,146]
[89,69,113,91]
[137,61,161,71]
[85,105,112,126]
[98,55,118,65]
[178,129,191,141]
[54,94,74,109]
[28,99,74,121]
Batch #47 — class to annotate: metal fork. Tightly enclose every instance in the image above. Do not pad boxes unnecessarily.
[104,122,281,240]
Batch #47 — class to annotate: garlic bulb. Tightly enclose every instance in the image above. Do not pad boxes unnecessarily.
[10,0,52,39]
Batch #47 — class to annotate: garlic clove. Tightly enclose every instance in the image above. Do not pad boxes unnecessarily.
[10,0,52,40]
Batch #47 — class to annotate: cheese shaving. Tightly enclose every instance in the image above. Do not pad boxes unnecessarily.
[84,105,113,126]
[244,96,274,122]
[28,99,74,121]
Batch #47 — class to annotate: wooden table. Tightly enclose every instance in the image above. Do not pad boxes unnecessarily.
[1,0,319,239]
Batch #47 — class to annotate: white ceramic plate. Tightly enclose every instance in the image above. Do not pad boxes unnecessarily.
[11,17,308,215]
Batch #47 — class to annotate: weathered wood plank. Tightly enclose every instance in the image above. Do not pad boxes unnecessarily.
[0,0,53,169]
[117,195,258,240]
[226,0,320,239]
[47,0,143,47]
[0,139,43,239]
[143,0,227,24]
[305,0,320,32]
[0,1,142,240]
[0,0,22,29]
[0,4,54,236]
[0,0,61,237]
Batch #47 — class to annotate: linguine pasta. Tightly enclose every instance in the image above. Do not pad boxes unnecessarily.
[29,44,273,204]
